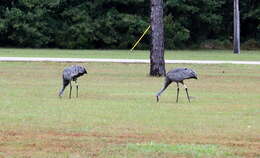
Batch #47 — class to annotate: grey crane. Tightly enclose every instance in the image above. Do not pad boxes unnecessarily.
[156,68,198,103]
[59,65,87,98]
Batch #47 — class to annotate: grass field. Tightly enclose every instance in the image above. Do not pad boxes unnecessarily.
[0,48,260,61]
[0,61,259,158]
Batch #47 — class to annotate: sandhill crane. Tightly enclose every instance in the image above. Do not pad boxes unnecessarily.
[59,65,87,98]
[156,68,198,103]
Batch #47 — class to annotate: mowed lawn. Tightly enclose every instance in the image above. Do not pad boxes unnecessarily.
[0,62,259,158]
[0,48,260,61]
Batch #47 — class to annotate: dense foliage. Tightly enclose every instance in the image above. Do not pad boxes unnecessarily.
[0,0,259,49]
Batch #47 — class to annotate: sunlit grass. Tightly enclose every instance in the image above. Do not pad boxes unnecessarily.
[0,48,260,61]
[125,143,233,158]
[0,62,259,157]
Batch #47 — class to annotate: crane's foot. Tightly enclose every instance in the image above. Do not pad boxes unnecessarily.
[156,96,159,102]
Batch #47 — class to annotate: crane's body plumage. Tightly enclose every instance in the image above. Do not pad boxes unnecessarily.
[156,68,197,102]
[59,65,87,98]
[166,68,197,82]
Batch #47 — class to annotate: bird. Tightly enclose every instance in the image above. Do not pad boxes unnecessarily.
[156,68,198,103]
[58,65,87,98]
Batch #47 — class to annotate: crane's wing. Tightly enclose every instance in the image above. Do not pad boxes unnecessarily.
[63,65,86,80]
[167,68,197,81]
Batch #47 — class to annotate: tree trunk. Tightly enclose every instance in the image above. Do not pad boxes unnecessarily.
[233,0,240,54]
[150,0,165,76]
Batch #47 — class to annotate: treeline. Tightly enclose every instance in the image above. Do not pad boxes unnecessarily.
[0,0,259,49]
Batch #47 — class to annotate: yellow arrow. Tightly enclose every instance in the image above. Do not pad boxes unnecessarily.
[130,25,151,52]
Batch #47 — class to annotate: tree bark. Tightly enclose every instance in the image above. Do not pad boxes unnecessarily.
[233,0,240,54]
[150,0,165,76]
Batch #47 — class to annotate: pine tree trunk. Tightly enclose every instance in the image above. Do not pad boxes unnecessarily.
[150,0,166,76]
[233,0,240,54]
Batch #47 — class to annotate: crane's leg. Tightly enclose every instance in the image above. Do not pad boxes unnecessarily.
[75,80,78,98]
[176,82,180,103]
[185,88,190,103]
[156,78,172,102]
[69,82,72,99]
[181,82,190,103]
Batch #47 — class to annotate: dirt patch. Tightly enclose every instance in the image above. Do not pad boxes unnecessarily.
[0,130,259,157]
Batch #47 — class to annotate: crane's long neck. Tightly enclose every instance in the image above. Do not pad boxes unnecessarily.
[156,88,165,97]
[59,79,70,97]
[156,78,172,97]
[59,87,65,97]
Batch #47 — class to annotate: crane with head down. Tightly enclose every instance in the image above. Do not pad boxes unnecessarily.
[156,68,198,103]
[59,65,87,98]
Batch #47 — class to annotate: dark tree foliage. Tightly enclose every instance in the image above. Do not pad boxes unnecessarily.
[0,0,259,49]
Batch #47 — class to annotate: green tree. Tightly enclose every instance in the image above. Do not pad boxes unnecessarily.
[0,0,259,49]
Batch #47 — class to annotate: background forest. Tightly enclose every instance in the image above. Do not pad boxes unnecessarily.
[0,0,259,49]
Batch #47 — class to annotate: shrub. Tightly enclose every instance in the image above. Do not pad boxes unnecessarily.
[199,39,232,49]
[241,39,260,50]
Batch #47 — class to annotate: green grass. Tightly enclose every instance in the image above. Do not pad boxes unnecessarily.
[125,143,233,158]
[0,48,260,61]
[0,62,259,157]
